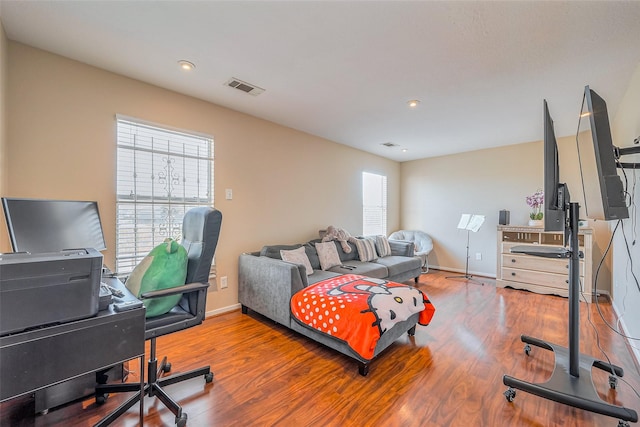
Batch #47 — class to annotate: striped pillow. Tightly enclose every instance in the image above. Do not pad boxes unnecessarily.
[354,237,378,262]
[374,235,392,257]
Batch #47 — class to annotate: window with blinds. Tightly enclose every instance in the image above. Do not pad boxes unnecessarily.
[362,172,387,236]
[116,116,214,274]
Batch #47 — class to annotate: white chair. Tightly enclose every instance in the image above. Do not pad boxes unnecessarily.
[388,230,433,273]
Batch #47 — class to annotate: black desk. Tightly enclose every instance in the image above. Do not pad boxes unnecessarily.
[0,277,146,425]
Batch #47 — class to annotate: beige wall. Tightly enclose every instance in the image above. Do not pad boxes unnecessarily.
[0,21,8,251]
[401,142,542,277]
[4,42,400,313]
[611,61,640,360]
[399,125,614,292]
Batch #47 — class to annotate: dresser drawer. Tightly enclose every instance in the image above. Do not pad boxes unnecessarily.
[501,254,584,276]
[502,267,570,290]
[497,226,594,302]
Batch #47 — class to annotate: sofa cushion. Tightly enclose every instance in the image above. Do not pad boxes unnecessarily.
[336,240,358,261]
[303,241,321,270]
[374,235,392,257]
[306,269,342,286]
[260,244,301,259]
[374,255,422,278]
[315,241,342,270]
[354,237,378,262]
[327,261,387,279]
[280,246,313,276]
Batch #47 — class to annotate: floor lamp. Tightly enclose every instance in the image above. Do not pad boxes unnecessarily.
[446,214,485,286]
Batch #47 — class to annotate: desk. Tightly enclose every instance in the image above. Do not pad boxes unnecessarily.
[0,277,146,425]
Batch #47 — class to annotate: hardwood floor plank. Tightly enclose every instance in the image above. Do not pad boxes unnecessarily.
[1,271,638,426]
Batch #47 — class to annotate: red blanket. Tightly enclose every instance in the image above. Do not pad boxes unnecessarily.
[290,274,436,360]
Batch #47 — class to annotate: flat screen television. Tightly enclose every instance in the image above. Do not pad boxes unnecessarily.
[2,197,106,253]
[576,86,629,221]
[543,100,568,232]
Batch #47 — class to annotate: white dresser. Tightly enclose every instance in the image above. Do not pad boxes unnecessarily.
[496,225,593,303]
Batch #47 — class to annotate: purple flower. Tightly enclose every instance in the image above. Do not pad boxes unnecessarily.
[526,190,544,220]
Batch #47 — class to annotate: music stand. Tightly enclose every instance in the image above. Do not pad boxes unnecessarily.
[447,214,485,285]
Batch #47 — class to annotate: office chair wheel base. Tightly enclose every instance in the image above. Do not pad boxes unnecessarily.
[95,393,109,405]
[205,372,214,383]
[504,388,516,402]
[609,375,618,389]
[176,413,187,427]
[524,344,531,356]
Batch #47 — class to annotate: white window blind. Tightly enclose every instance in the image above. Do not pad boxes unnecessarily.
[362,172,387,236]
[116,116,214,274]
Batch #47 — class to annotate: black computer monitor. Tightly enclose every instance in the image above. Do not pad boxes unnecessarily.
[576,86,629,221]
[543,100,568,232]
[2,197,106,253]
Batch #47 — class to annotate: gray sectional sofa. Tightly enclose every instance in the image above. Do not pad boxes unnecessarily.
[238,238,423,375]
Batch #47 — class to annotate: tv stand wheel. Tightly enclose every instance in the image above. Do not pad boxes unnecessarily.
[524,344,531,356]
[609,375,618,389]
[176,413,187,427]
[95,393,109,405]
[163,362,172,373]
[618,421,630,427]
[205,372,214,383]
[504,388,516,402]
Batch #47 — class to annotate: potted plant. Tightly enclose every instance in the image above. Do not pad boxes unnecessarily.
[526,190,544,226]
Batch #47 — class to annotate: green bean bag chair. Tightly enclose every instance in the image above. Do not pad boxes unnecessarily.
[126,238,188,318]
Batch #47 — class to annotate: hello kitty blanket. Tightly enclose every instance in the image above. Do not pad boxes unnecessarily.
[290,274,436,360]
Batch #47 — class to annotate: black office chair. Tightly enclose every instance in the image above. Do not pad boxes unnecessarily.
[96,207,222,427]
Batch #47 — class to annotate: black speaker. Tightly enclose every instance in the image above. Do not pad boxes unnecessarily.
[499,210,510,225]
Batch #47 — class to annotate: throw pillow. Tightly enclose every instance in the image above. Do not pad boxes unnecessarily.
[374,235,392,258]
[315,241,342,270]
[354,237,378,262]
[281,246,314,276]
[126,238,188,318]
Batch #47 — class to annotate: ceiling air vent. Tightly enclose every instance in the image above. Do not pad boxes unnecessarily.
[381,142,399,148]
[225,77,265,96]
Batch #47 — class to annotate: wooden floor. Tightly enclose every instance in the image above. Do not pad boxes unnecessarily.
[2,271,639,426]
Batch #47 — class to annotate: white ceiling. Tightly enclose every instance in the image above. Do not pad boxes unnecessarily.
[2,1,640,162]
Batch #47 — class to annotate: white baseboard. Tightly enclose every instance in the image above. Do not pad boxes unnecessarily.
[594,289,612,300]
[613,303,640,373]
[429,265,496,279]
[205,303,241,318]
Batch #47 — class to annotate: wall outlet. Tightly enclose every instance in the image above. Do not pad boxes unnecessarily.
[475,252,482,261]
[225,189,233,200]
[220,276,228,289]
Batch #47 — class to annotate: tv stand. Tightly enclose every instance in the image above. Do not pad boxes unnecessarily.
[502,202,638,425]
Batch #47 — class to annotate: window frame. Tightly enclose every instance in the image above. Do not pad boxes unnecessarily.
[362,171,388,236]
[115,115,215,275]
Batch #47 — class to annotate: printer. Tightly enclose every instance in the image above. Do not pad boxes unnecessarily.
[0,248,103,336]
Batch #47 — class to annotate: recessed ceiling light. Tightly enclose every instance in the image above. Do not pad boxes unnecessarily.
[402,149,408,152]
[178,60,195,71]
[408,100,420,108]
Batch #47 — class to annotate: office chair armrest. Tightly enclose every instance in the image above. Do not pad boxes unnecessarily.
[140,282,209,300]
